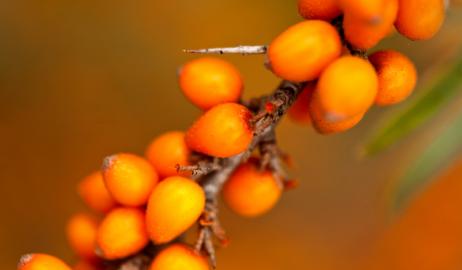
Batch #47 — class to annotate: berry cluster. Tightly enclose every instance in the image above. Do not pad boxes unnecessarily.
[284,0,442,134]
[18,0,446,270]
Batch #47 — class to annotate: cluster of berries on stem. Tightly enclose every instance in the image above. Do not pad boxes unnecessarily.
[18,0,447,269]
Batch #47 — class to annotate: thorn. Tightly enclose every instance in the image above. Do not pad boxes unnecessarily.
[195,228,206,252]
[272,172,285,190]
[183,45,267,55]
[204,229,217,269]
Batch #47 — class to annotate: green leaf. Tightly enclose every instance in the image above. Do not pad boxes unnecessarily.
[363,53,462,156]
[390,111,462,212]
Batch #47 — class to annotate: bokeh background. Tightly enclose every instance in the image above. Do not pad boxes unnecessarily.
[1,1,462,269]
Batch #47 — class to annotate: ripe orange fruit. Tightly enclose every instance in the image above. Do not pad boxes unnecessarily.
[18,254,71,270]
[369,50,417,106]
[146,176,205,244]
[185,103,253,158]
[297,0,341,21]
[78,171,116,213]
[268,20,342,82]
[316,56,378,119]
[96,207,149,260]
[309,91,364,134]
[343,0,398,49]
[179,57,243,110]
[102,153,158,206]
[66,213,98,261]
[338,0,385,24]
[395,0,445,40]
[223,159,282,217]
[149,244,209,270]
[146,131,190,178]
[288,83,315,125]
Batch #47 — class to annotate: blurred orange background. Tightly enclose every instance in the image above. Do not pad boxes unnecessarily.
[1,1,462,269]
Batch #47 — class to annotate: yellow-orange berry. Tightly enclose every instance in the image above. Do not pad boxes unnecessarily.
[102,153,158,206]
[146,131,190,178]
[179,57,243,110]
[66,213,98,261]
[288,83,315,125]
[223,160,282,217]
[395,0,445,40]
[149,244,209,270]
[338,0,385,24]
[309,91,364,134]
[343,0,398,50]
[317,56,378,119]
[268,20,341,82]
[146,176,205,244]
[185,103,253,158]
[96,207,148,260]
[297,0,342,21]
[18,254,71,270]
[369,50,418,106]
[78,171,116,213]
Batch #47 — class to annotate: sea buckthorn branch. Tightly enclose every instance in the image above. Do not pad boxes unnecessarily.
[191,80,303,267]
[18,1,448,270]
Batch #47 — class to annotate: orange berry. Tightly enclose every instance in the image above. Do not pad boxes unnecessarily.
[185,103,253,158]
[102,153,158,206]
[146,131,190,178]
[18,254,71,270]
[179,57,243,110]
[268,20,342,82]
[369,50,417,106]
[146,176,205,244]
[317,56,378,119]
[343,0,398,49]
[297,0,342,21]
[288,83,315,125]
[96,207,148,260]
[395,0,445,40]
[66,213,98,261]
[309,91,364,134]
[149,244,209,270]
[78,171,116,213]
[338,0,385,24]
[223,160,282,217]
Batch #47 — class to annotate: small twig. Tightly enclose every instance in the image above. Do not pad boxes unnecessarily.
[184,45,267,55]
[176,159,222,179]
[259,128,290,190]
